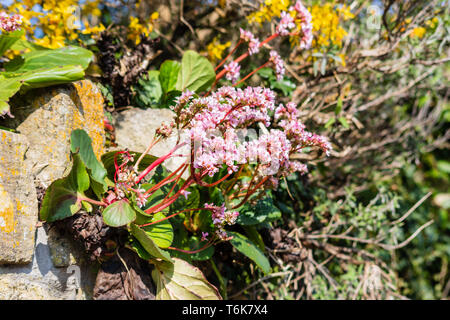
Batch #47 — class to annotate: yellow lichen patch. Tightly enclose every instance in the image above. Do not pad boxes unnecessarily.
[0,184,15,234]
[72,80,106,160]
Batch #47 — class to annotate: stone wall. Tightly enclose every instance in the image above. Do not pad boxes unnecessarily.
[0,80,105,299]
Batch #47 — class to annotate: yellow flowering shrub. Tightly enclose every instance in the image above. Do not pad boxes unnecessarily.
[4,1,159,48]
[127,12,159,45]
[206,37,231,63]
[410,17,439,39]
[247,0,291,25]
[247,1,354,67]
[310,4,354,48]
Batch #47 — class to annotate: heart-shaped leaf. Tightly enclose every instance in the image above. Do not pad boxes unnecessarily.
[159,60,180,94]
[102,200,136,227]
[39,154,90,222]
[175,50,215,93]
[151,258,222,300]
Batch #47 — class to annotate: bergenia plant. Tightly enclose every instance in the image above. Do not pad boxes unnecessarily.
[40,1,330,300]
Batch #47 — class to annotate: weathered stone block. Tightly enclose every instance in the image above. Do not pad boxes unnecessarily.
[0,131,38,264]
[0,80,106,188]
[0,226,97,300]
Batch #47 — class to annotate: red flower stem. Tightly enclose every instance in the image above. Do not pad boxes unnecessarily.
[144,177,195,214]
[78,196,107,207]
[233,60,271,87]
[224,165,244,194]
[144,162,188,196]
[135,142,186,185]
[134,136,161,172]
[138,207,211,227]
[231,176,269,209]
[167,238,214,254]
[214,33,280,82]
[199,172,232,187]
[159,167,187,203]
[214,39,243,72]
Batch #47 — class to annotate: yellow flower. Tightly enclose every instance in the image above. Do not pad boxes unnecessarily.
[206,37,231,62]
[82,23,106,35]
[247,0,290,24]
[410,27,426,39]
[128,15,157,45]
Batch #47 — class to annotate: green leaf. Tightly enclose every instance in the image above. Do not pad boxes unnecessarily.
[324,117,336,129]
[4,46,93,72]
[134,70,162,107]
[235,196,282,225]
[70,129,107,189]
[228,231,271,274]
[159,60,181,94]
[0,65,85,115]
[189,236,215,261]
[338,117,350,128]
[0,29,25,56]
[170,187,200,213]
[130,223,173,262]
[271,78,296,96]
[102,200,136,227]
[257,67,274,79]
[0,75,22,116]
[136,211,174,248]
[39,154,90,222]
[151,258,222,300]
[335,98,343,115]
[242,226,266,253]
[175,50,215,93]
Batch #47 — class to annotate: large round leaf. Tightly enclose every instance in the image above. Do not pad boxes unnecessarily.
[151,258,222,300]
[102,200,136,227]
[175,50,215,93]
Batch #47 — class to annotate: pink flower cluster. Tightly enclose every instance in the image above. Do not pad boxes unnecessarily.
[290,0,313,49]
[205,203,239,240]
[269,50,285,81]
[274,102,331,156]
[223,61,241,84]
[0,12,22,32]
[169,86,331,179]
[240,28,260,55]
[276,11,296,36]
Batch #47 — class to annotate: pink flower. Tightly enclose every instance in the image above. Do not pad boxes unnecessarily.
[290,1,313,49]
[276,11,296,36]
[201,232,209,241]
[180,189,191,200]
[269,50,285,81]
[239,28,260,55]
[224,61,241,84]
[0,13,22,32]
[170,85,331,184]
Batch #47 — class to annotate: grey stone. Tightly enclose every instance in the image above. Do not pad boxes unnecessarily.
[0,226,97,300]
[112,108,189,178]
[0,131,38,265]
